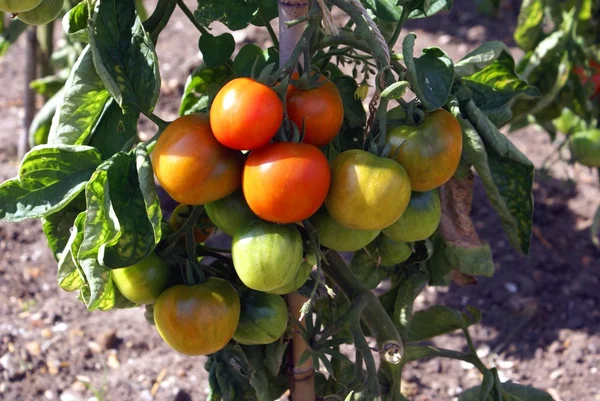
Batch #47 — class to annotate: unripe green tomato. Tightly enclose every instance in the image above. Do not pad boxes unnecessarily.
[367,235,412,266]
[383,190,441,242]
[0,0,42,13]
[112,252,170,305]
[309,208,380,252]
[269,261,313,295]
[204,190,257,236]
[232,221,303,291]
[18,0,63,26]
[233,291,288,345]
[569,129,600,167]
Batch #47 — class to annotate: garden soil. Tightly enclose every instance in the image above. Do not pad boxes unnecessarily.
[0,1,598,400]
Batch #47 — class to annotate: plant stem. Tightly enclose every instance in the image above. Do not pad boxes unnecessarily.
[158,206,204,255]
[322,250,404,365]
[177,0,208,35]
[260,8,279,48]
[387,6,410,47]
[144,0,177,42]
[315,292,369,346]
[462,327,488,373]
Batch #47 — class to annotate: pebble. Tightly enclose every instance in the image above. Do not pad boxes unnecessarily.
[504,282,518,293]
[53,322,69,333]
[59,391,84,401]
[0,353,27,380]
[44,390,55,400]
[107,351,120,369]
[550,369,564,380]
[25,341,41,357]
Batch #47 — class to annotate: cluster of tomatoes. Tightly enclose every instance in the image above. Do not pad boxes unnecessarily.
[0,0,64,26]
[110,73,464,356]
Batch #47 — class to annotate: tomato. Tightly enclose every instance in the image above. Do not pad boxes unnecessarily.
[232,221,303,292]
[386,109,462,192]
[168,204,213,243]
[111,252,170,305]
[233,291,288,345]
[17,0,63,25]
[269,261,312,295]
[309,208,380,252]
[243,142,330,224]
[210,78,283,150]
[366,235,412,266]
[204,190,257,237]
[325,149,411,231]
[152,114,244,205]
[569,129,600,167]
[0,0,42,12]
[573,62,600,98]
[383,190,441,242]
[153,278,240,356]
[286,74,344,148]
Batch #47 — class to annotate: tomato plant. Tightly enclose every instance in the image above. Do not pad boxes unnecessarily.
[17,0,63,25]
[0,0,563,399]
[0,0,42,13]
[169,204,213,243]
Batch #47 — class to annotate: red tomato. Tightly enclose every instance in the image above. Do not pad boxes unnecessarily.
[243,142,331,223]
[286,74,344,148]
[210,78,283,150]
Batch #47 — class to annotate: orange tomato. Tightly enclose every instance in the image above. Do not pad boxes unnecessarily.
[152,114,244,205]
[242,142,331,223]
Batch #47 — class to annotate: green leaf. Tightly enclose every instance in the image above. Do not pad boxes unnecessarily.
[199,32,235,68]
[392,264,429,339]
[88,99,139,159]
[29,87,64,147]
[135,144,162,247]
[408,0,454,19]
[42,195,86,261]
[455,41,510,77]
[265,340,288,377]
[0,145,102,222]
[30,73,68,97]
[0,18,28,57]
[332,76,367,129]
[460,50,541,126]
[233,44,278,77]
[403,34,454,110]
[514,0,544,51]
[48,46,111,146]
[250,0,278,26]
[459,381,556,401]
[179,63,234,115]
[407,305,475,342]
[63,0,91,43]
[381,81,410,100]
[89,0,161,114]
[462,101,534,255]
[194,0,260,31]
[57,211,87,292]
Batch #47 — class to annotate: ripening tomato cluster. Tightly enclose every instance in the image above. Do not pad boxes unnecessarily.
[573,60,600,99]
[112,76,463,356]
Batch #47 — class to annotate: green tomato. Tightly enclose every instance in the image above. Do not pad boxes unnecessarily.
[233,291,288,345]
[112,252,170,305]
[383,190,441,242]
[205,190,258,236]
[570,129,600,167]
[232,221,303,292]
[309,208,380,252]
[366,235,412,266]
[325,149,411,231]
[18,0,63,25]
[268,261,312,295]
[0,0,42,12]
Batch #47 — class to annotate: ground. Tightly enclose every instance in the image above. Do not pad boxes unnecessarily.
[0,1,599,401]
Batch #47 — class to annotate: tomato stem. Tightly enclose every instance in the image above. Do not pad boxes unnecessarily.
[143,0,177,42]
[176,0,208,35]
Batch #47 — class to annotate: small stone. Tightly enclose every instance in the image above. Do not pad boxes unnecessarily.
[87,342,102,354]
[44,390,55,400]
[47,360,60,375]
[41,328,53,339]
[550,369,563,380]
[59,391,83,401]
[504,282,518,293]
[476,345,490,359]
[106,351,120,369]
[460,361,475,370]
[25,342,41,357]
[52,323,69,333]
[496,360,514,369]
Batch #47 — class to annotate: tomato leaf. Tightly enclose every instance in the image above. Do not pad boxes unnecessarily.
[459,50,541,126]
[135,144,162,248]
[194,0,261,31]
[0,18,27,57]
[455,41,510,77]
[63,0,91,43]
[199,32,235,68]
[0,145,102,222]
[403,34,455,111]
[48,46,111,146]
[392,264,429,340]
[459,381,556,401]
[362,0,453,20]
[513,0,544,52]
[179,63,234,115]
[29,88,64,147]
[406,305,477,342]
[57,211,87,293]
[461,101,534,255]
[233,44,278,77]
[250,0,278,27]
[42,195,86,261]
[408,0,454,19]
[89,0,160,114]
[30,74,68,97]
[88,99,139,160]
[349,250,383,290]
